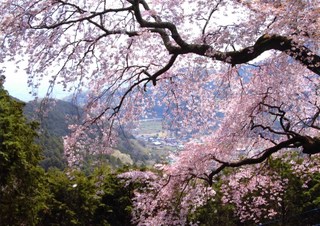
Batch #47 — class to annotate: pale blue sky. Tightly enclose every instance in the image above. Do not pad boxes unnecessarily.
[2,62,69,102]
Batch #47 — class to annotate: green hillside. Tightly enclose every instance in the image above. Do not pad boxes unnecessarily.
[23,99,155,170]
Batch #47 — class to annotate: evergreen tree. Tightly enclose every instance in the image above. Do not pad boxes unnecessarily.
[0,84,46,225]
[39,168,99,226]
[39,165,134,226]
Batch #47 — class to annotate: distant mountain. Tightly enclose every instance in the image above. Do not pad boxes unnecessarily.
[63,90,165,119]
[62,92,88,107]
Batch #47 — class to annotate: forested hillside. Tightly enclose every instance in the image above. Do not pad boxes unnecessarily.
[23,99,159,170]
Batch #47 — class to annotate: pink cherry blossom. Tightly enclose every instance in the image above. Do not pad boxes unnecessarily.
[1,0,320,224]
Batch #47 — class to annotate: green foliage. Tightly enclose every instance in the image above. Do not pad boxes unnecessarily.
[37,132,66,170]
[38,165,134,226]
[0,88,47,225]
[0,93,136,226]
[38,169,99,226]
[115,131,151,165]
[92,166,134,226]
[24,99,80,137]
[258,155,320,225]
[187,176,238,226]
[24,99,79,170]
[297,169,320,225]
[265,156,304,224]
[306,173,320,206]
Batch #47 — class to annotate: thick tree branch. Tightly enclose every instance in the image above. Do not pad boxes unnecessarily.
[150,54,178,86]
[206,135,320,185]
[130,1,320,76]
[30,1,320,77]
[132,0,189,49]
[201,34,320,76]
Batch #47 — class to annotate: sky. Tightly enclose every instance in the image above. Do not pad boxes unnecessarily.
[3,61,69,102]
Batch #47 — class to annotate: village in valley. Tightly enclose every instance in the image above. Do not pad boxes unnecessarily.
[134,118,185,154]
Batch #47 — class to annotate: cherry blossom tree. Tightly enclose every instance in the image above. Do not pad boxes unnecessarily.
[220,154,320,224]
[1,0,320,224]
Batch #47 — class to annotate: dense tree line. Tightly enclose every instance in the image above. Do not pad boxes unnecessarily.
[0,87,134,225]
[0,85,46,225]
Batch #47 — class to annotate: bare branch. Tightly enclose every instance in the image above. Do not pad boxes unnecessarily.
[207,136,303,185]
